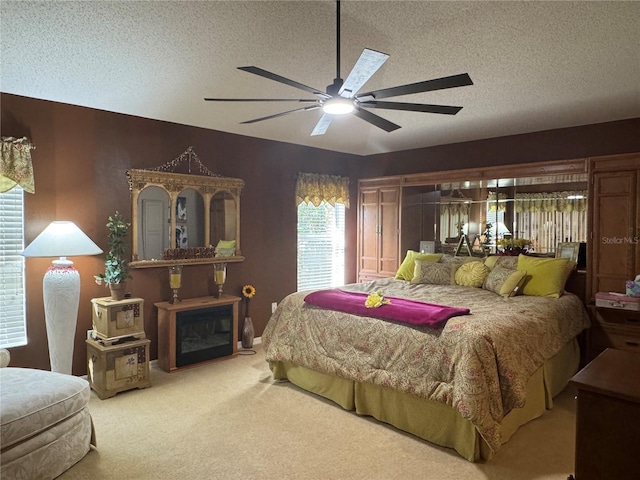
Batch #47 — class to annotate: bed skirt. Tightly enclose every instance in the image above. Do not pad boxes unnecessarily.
[269,337,580,462]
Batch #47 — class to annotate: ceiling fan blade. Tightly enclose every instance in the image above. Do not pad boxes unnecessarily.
[338,48,389,98]
[359,101,463,115]
[240,105,320,124]
[358,73,473,100]
[204,98,320,103]
[238,66,330,99]
[311,113,333,136]
[352,107,401,132]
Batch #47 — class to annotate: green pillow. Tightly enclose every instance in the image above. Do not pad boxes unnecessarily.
[216,239,236,249]
[483,266,527,297]
[517,254,570,298]
[483,255,500,270]
[214,239,236,257]
[455,261,491,287]
[395,250,442,281]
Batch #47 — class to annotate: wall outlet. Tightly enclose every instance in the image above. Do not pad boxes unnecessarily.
[271,302,278,313]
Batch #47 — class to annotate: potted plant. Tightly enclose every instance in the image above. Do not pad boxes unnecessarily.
[94,211,132,300]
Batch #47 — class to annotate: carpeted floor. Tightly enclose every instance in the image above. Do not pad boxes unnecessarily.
[60,342,577,480]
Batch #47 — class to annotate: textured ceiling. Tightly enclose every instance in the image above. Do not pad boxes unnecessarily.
[1,1,639,156]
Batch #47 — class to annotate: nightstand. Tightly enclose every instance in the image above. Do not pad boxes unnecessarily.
[569,348,640,480]
[587,303,640,361]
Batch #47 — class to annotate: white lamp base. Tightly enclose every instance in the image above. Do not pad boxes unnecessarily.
[43,258,80,374]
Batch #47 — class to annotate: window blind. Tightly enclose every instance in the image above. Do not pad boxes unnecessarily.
[297,201,345,292]
[0,186,27,348]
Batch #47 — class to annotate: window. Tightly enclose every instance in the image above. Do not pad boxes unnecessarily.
[297,201,345,291]
[0,186,27,348]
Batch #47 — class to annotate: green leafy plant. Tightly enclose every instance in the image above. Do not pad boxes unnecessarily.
[94,211,132,286]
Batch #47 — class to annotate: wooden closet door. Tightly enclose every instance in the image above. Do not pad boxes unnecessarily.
[357,179,401,282]
[359,187,380,277]
[378,186,400,277]
[590,170,638,297]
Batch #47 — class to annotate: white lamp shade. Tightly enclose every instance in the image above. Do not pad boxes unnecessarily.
[494,222,512,237]
[22,221,103,258]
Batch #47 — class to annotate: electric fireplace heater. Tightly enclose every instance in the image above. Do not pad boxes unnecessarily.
[175,305,234,368]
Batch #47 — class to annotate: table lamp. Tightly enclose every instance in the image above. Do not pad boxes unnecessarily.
[21,221,103,374]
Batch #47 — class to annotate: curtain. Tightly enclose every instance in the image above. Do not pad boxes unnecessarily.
[439,201,468,242]
[487,191,507,212]
[514,191,588,213]
[514,191,588,253]
[1,137,35,194]
[295,172,350,208]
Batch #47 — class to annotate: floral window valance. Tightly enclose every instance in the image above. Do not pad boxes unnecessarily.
[514,191,587,213]
[1,137,35,193]
[439,201,469,216]
[295,172,350,208]
[487,191,508,212]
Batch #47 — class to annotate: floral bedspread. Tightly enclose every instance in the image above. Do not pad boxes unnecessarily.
[262,278,590,453]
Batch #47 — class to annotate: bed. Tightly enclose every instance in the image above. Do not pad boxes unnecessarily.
[262,254,590,461]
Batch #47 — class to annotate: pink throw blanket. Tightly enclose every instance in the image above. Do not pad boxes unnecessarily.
[304,289,470,328]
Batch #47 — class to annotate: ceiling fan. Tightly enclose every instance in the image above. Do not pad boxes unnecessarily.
[204,1,473,136]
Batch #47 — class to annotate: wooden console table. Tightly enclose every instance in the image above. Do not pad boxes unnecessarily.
[568,348,640,479]
[155,295,240,372]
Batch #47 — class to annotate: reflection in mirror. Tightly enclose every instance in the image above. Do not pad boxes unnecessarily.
[401,170,588,258]
[210,191,236,249]
[127,161,244,268]
[138,186,170,261]
[176,188,205,249]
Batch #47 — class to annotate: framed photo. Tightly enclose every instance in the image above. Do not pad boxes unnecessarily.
[176,196,187,221]
[556,242,580,263]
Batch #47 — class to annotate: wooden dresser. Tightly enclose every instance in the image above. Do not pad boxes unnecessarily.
[569,348,640,479]
[588,304,640,360]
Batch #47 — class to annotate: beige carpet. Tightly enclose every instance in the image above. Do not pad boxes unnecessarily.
[60,342,577,480]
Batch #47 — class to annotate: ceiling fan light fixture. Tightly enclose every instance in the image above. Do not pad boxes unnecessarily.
[322,97,354,115]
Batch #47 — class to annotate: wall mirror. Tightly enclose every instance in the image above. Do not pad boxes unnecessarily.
[127,152,244,268]
[401,159,588,258]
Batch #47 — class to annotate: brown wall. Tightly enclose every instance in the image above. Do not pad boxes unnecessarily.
[2,92,639,374]
[1,93,356,374]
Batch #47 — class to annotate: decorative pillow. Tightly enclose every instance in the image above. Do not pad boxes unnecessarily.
[494,256,519,270]
[395,251,442,281]
[412,261,458,285]
[439,255,483,264]
[455,261,491,287]
[214,239,236,257]
[483,255,500,270]
[482,266,527,297]
[517,254,570,298]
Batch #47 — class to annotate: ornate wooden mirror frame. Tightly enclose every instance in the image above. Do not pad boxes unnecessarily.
[127,151,244,269]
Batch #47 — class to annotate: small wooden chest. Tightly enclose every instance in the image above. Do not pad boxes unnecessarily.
[86,338,151,399]
[91,296,145,342]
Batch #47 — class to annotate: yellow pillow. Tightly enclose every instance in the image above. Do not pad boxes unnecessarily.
[455,261,491,287]
[482,266,527,297]
[517,254,570,298]
[395,250,442,281]
[483,255,500,270]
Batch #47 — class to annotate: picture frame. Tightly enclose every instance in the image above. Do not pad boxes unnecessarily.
[556,242,580,263]
[176,196,187,222]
